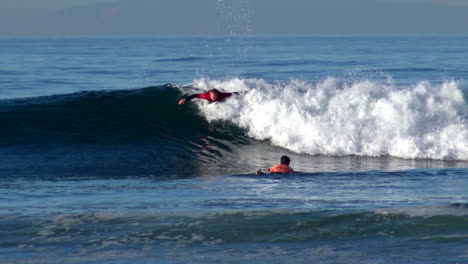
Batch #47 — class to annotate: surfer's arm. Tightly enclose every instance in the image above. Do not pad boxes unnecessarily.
[256,169,266,175]
[218,91,247,100]
[232,91,249,95]
[178,94,199,105]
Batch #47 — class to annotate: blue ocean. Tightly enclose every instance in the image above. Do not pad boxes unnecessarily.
[1,35,467,264]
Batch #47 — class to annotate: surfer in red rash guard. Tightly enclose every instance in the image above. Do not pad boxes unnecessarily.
[178,88,244,104]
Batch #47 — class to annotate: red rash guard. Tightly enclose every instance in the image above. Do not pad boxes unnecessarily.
[185,92,235,103]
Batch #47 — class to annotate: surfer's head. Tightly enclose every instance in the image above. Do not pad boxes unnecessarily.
[208,89,220,101]
[280,156,291,165]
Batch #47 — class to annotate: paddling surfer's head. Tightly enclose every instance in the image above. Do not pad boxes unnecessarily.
[208,88,220,101]
[280,156,291,165]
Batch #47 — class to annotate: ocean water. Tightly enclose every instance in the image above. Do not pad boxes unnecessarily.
[1,35,467,264]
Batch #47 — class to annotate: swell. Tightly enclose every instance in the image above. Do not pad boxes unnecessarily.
[6,204,468,250]
[0,85,198,144]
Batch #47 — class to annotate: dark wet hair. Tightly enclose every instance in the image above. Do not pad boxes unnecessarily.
[208,88,220,94]
[280,156,290,165]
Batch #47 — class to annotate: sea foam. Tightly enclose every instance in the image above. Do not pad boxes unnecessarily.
[188,78,467,160]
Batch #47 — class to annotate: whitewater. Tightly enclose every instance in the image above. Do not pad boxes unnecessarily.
[191,77,467,160]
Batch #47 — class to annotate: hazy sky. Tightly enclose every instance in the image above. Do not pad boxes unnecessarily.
[1,0,468,35]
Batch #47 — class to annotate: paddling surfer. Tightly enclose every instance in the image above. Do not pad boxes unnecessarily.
[178,88,244,105]
[256,156,294,175]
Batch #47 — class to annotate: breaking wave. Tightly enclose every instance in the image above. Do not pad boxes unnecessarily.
[192,77,467,160]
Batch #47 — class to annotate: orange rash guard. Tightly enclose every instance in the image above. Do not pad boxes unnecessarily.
[268,164,294,173]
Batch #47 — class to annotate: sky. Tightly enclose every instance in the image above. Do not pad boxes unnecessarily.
[1,0,468,35]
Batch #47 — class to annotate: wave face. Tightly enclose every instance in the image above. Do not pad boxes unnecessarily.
[0,84,203,144]
[0,85,250,177]
[192,78,468,160]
